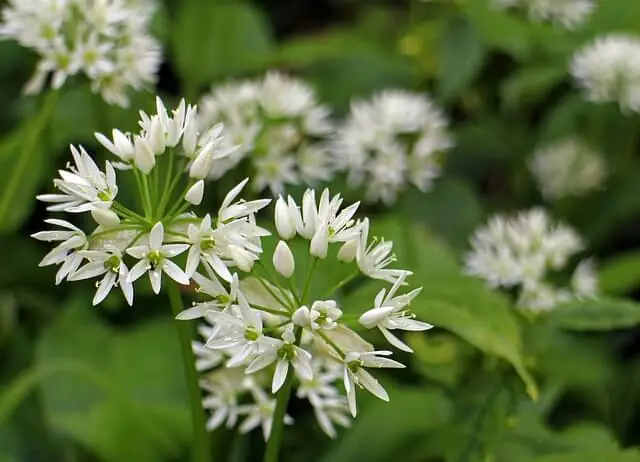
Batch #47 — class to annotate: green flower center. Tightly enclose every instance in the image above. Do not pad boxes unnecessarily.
[147,250,162,269]
[244,326,259,342]
[104,255,121,273]
[201,236,216,251]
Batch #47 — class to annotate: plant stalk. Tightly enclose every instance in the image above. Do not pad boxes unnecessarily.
[167,284,211,462]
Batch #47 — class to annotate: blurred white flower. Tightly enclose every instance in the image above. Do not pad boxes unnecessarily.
[333,90,453,204]
[198,71,334,194]
[493,0,595,29]
[0,0,161,106]
[465,208,597,311]
[529,137,607,200]
[571,34,640,112]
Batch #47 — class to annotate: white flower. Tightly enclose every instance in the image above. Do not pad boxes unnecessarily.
[94,129,135,166]
[465,209,595,311]
[126,222,190,294]
[90,208,120,228]
[176,271,242,320]
[333,90,452,204]
[359,273,429,352]
[342,351,404,417]
[292,300,342,331]
[197,71,335,194]
[37,145,118,213]
[356,218,406,283]
[273,241,295,278]
[69,245,133,306]
[192,325,225,372]
[246,326,313,393]
[201,372,244,431]
[493,0,595,29]
[32,218,88,285]
[238,385,293,441]
[571,34,640,112]
[185,215,233,281]
[205,295,277,367]
[0,0,161,105]
[529,137,607,200]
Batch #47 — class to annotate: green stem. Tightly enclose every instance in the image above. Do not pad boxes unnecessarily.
[301,257,318,303]
[157,149,175,218]
[167,284,211,462]
[133,169,151,218]
[140,174,154,219]
[256,276,296,312]
[322,270,359,299]
[263,326,302,462]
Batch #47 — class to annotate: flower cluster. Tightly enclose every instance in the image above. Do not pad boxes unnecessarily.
[333,90,453,205]
[571,34,640,113]
[197,71,334,194]
[493,0,595,29]
[529,137,607,201]
[0,0,161,106]
[464,209,597,311]
[183,189,429,439]
[32,97,270,305]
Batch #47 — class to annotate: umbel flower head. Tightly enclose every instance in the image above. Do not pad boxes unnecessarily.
[333,90,453,205]
[493,0,595,29]
[32,96,271,305]
[464,208,597,311]
[529,137,607,201]
[182,189,430,439]
[0,0,161,106]
[571,34,640,113]
[197,71,334,195]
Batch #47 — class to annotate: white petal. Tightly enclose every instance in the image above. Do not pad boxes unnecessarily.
[175,304,210,320]
[162,260,190,285]
[272,358,289,393]
[127,260,148,283]
[93,272,117,305]
[162,244,190,258]
[357,369,389,402]
[359,306,395,328]
[246,351,278,374]
[149,222,164,250]
[379,326,413,353]
[149,269,162,294]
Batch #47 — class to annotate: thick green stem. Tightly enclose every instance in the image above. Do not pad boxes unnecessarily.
[167,284,211,462]
[263,327,302,462]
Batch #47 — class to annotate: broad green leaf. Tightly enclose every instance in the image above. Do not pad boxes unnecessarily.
[36,295,191,462]
[599,251,640,295]
[501,65,566,110]
[0,91,58,234]
[436,16,486,102]
[547,297,640,331]
[320,389,451,462]
[533,450,640,462]
[171,0,274,96]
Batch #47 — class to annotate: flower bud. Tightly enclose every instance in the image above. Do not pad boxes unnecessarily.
[91,208,120,228]
[292,306,311,327]
[147,117,166,155]
[337,239,358,263]
[358,306,395,328]
[185,180,204,205]
[310,225,329,259]
[182,111,199,156]
[133,135,155,174]
[275,196,296,239]
[273,240,295,278]
[189,142,214,179]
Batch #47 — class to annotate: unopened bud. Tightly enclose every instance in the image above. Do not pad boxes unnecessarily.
[273,240,295,278]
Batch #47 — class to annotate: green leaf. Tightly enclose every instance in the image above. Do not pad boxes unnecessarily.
[36,295,191,462]
[533,450,640,462]
[171,0,274,96]
[501,65,566,110]
[599,251,640,295]
[436,16,486,102]
[0,91,58,234]
[320,388,451,462]
[547,297,640,331]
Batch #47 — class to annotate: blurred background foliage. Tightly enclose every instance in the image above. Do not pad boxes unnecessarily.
[2,0,640,461]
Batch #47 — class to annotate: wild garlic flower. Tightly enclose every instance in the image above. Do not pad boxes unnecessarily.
[464,208,597,311]
[33,97,270,306]
[197,71,334,194]
[0,0,161,106]
[333,90,453,205]
[184,188,429,439]
[571,34,640,112]
[529,137,607,201]
[493,0,595,29]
